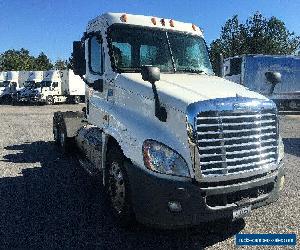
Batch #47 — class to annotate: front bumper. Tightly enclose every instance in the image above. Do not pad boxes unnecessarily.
[125,161,285,228]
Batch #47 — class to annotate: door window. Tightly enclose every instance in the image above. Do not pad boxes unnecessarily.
[89,35,104,74]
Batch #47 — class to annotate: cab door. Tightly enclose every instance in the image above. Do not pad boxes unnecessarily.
[86,33,109,129]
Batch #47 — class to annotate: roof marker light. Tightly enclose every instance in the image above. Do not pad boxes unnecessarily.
[169,19,175,27]
[192,24,197,31]
[120,14,127,22]
[160,18,165,26]
[151,17,157,25]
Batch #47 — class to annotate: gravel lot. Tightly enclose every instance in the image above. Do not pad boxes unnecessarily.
[0,105,299,249]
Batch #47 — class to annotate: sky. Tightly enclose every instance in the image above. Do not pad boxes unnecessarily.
[0,0,299,62]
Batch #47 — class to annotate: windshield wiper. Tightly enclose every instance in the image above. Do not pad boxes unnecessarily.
[177,68,207,74]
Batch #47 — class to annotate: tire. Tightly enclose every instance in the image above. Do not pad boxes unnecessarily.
[46,95,54,105]
[53,125,60,145]
[74,95,81,104]
[58,123,74,154]
[106,146,135,225]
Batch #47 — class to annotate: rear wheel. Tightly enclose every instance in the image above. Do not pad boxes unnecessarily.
[46,95,54,105]
[58,125,72,153]
[106,146,135,225]
[74,95,81,104]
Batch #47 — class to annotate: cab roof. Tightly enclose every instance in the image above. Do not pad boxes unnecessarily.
[87,12,203,36]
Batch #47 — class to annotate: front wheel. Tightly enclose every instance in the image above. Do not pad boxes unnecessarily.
[106,146,135,225]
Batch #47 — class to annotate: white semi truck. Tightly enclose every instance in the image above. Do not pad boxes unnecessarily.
[53,13,285,228]
[0,71,20,103]
[35,69,85,105]
[0,71,8,101]
[18,71,43,103]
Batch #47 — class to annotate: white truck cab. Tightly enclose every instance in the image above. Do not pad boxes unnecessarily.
[33,69,85,105]
[0,71,8,100]
[18,71,43,102]
[0,71,19,103]
[53,13,285,228]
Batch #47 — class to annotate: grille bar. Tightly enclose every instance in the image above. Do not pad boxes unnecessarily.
[197,113,275,120]
[197,120,275,127]
[198,132,276,143]
[201,158,276,174]
[198,139,276,150]
[200,145,277,158]
[200,151,276,166]
[197,126,276,135]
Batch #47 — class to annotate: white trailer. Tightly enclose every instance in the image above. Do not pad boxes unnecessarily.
[37,69,85,104]
[223,55,300,110]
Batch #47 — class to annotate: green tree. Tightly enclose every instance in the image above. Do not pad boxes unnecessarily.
[0,48,35,71]
[54,59,68,70]
[67,53,74,70]
[34,52,53,70]
[0,49,53,71]
[210,12,300,74]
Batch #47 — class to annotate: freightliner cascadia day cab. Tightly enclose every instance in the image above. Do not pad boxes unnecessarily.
[36,69,85,105]
[18,71,43,102]
[53,13,285,228]
[223,55,300,110]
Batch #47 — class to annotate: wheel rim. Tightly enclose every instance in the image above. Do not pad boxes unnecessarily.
[47,97,53,105]
[108,161,125,214]
[60,131,65,147]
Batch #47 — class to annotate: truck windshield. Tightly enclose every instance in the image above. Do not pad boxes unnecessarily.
[25,81,40,88]
[41,81,51,87]
[108,25,213,74]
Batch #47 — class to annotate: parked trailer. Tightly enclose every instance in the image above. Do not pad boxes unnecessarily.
[53,13,285,228]
[0,71,8,99]
[224,55,300,110]
[32,69,85,105]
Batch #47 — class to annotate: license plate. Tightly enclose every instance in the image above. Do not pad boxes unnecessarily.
[233,205,251,220]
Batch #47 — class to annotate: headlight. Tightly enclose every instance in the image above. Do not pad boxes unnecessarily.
[278,135,284,163]
[143,140,190,177]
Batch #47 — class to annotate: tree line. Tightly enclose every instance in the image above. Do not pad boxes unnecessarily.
[1,12,299,74]
[0,48,73,71]
[210,12,300,74]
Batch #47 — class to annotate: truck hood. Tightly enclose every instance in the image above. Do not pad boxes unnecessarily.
[116,73,268,112]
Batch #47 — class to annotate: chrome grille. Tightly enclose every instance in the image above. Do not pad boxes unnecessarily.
[196,109,278,176]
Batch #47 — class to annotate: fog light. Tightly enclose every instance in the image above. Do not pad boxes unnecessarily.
[279,175,285,191]
[168,201,182,212]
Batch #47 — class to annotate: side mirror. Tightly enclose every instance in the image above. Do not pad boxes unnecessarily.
[265,71,281,95]
[265,71,281,85]
[141,66,160,83]
[141,66,167,122]
[73,41,86,76]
